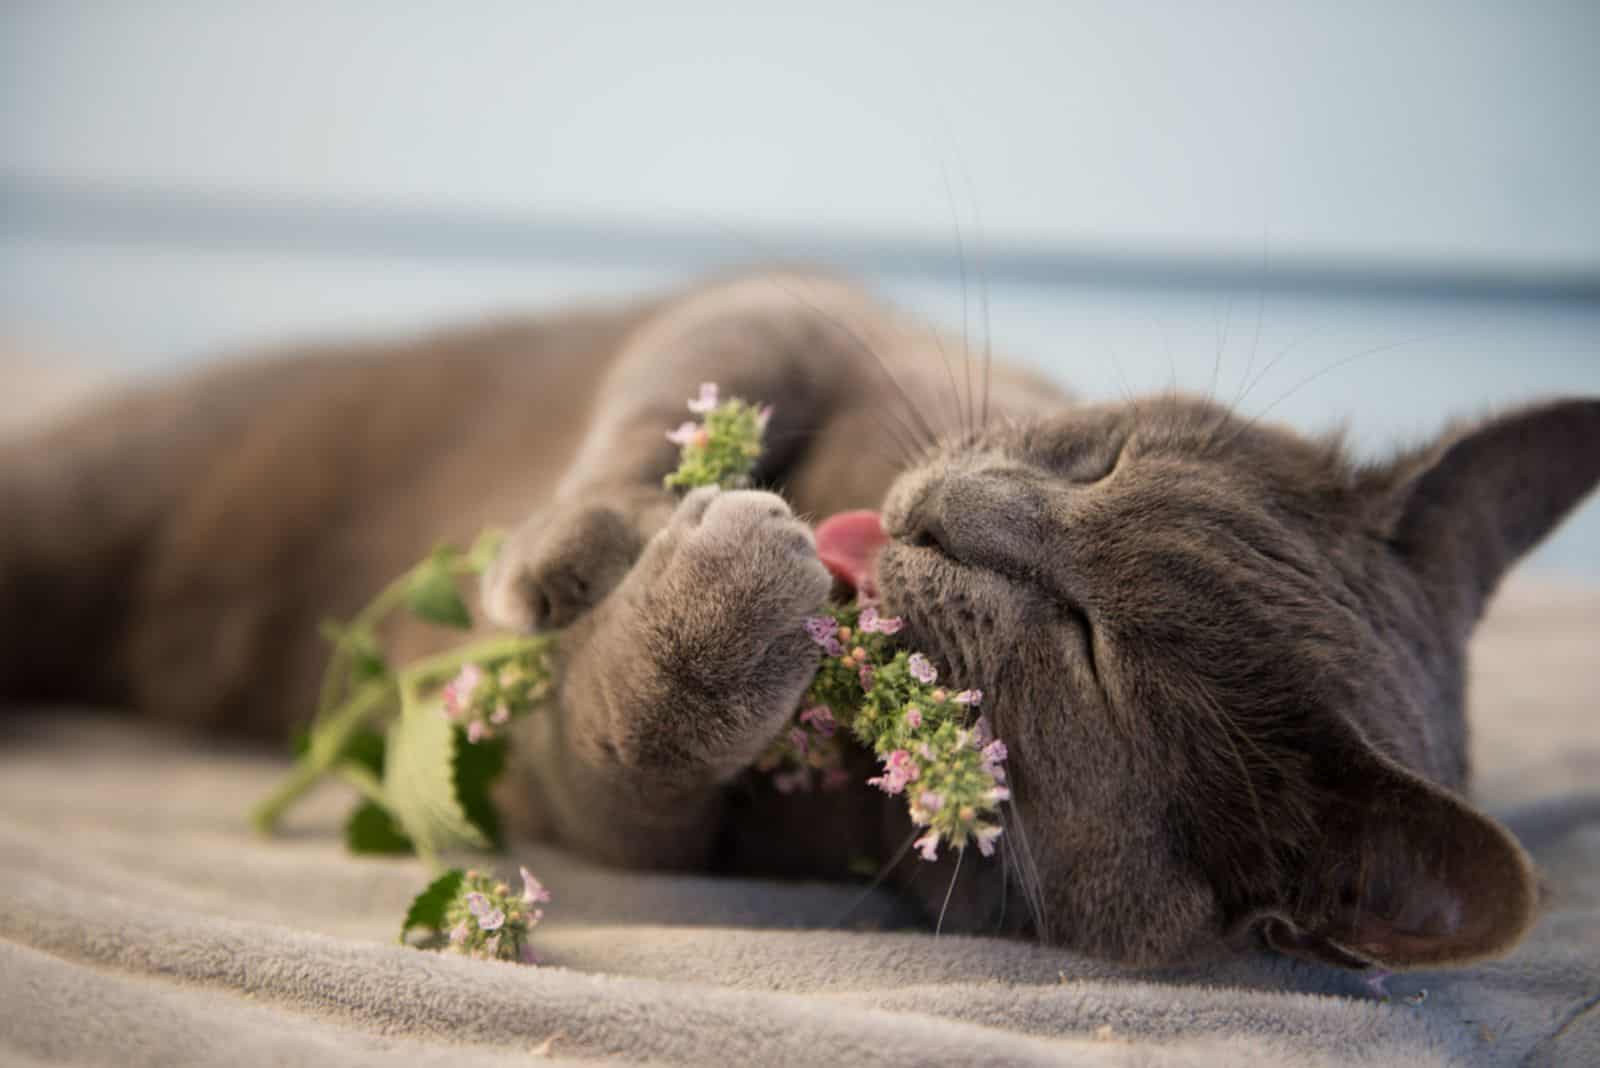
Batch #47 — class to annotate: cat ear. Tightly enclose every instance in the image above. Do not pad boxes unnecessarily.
[1382,398,1600,615]
[1267,730,1537,970]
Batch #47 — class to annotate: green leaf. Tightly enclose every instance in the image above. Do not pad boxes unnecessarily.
[343,728,388,777]
[466,527,508,573]
[291,729,310,758]
[383,693,492,853]
[405,553,472,630]
[454,735,507,848]
[399,868,464,945]
[344,799,414,854]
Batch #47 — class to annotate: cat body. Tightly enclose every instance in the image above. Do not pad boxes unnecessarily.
[3,270,1596,970]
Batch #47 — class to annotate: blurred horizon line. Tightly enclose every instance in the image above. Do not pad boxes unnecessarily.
[5,171,1599,306]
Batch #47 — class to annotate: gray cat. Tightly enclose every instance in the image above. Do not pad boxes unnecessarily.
[3,270,1596,972]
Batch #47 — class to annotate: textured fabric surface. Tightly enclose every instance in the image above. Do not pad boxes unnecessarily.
[2,577,1598,1067]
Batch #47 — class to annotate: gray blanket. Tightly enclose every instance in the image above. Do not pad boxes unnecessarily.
[2,577,1598,1067]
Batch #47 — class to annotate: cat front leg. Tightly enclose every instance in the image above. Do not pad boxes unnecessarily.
[514,485,831,868]
[481,272,888,634]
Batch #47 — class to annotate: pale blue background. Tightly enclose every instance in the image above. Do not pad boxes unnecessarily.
[3,1,1597,573]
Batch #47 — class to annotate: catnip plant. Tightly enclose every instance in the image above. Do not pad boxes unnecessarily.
[252,382,1007,962]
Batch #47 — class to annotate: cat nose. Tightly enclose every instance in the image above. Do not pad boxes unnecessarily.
[900,470,1049,571]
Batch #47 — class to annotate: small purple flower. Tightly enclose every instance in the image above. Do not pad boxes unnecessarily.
[971,716,994,746]
[975,824,1004,857]
[805,617,845,656]
[799,705,835,736]
[904,706,922,729]
[952,689,983,706]
[520,866,551,905]
[914,831,940,862]
[687,382,720,414]
[789,727,809,756]
[858,662,875,691]
[666,420,700,446]
[466,892,506,932]
[449,922,470,945]
[483,933,502,958]
[858,606,905,635]
[982,739,1008,766]
[918,790,944,813]
[907,653,937,685]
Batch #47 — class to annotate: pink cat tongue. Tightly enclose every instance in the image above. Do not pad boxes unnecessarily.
[814,510,887,599]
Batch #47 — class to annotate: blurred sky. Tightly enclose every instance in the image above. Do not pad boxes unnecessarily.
[2,0,1598,573]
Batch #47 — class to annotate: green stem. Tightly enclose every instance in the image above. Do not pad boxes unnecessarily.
[252,680,394,834]
[336,763,392,809]
[398,634,551,702]
[316,571,417,720]
[316,555,490,722]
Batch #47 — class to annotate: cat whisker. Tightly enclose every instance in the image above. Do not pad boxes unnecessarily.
[936,157,975,440]
[1224,331,1454,451]
[831,829,918,929]
[936,842,965,936]
[953,155,995,434]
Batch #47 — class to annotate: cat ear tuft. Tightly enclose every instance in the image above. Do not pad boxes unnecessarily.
[1268,731,1537,970]
[1384,398,1600,617]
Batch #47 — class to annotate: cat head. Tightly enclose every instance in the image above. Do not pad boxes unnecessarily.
[873,395,1599,968]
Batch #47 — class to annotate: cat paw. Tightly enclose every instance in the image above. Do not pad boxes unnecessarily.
[481,498,653,632]
[640,486,833,673]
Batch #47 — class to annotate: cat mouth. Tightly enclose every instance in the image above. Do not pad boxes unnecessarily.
[814,510,888,599]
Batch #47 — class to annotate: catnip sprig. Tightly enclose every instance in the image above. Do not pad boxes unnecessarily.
[663,382,772,491]
[766,602,1009,862]
[662,384,1010,861]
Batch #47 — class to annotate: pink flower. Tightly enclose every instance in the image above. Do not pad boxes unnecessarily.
[904,706,922,729]
[449,922,470,945]
[666,421,700,446]
[987,786,1012,804]
[789,727,809,756]
[466,892,505,932]
[952,689,983,706]
[520,866,551,906]
[858,606,904,635]
[867,749,920,795]
[467,719,490,743]
[975,824,1004,857]
[907,653,937,685]
[687,382,719,414]
[918,790,944,813]
[442,663,484,719]
[757,404,774,429]
[858,662,875,691]
[914,831,940,862]
[982,739,1008,766]
[798,705,835,736]
[490,702,510,725]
